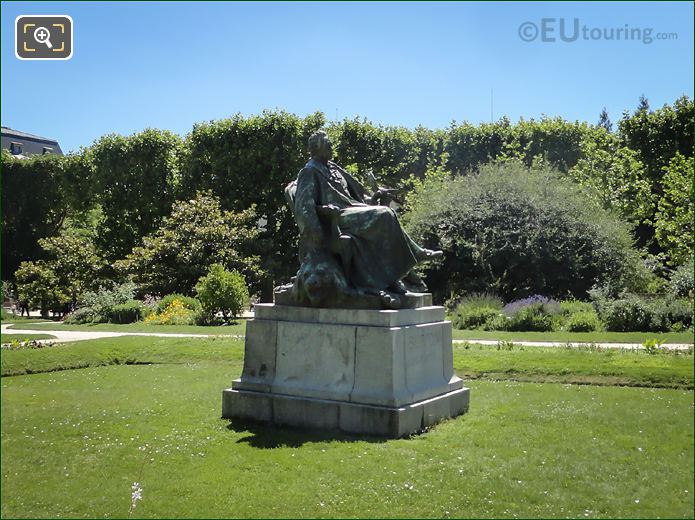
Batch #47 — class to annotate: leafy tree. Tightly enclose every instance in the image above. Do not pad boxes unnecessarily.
[116,192,262,297]
[568,130,653,226]
[654,153,694,265]
[195,263,249,320]
[89,129,183,260]
[617,95,694,252]
[598,107,612,132]
[13,231,105,316]
[403,160,644,302]
[14,261,61,316]
[2,151,67,279]
[180,110,324,297]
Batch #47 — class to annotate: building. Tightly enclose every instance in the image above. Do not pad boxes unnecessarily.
[1,126,63,158]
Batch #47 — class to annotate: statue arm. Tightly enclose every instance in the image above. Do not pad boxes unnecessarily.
[294,168,323,244]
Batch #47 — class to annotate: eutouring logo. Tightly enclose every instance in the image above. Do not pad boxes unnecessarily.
[518,18,678,44]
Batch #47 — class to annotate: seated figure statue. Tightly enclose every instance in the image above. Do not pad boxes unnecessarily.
[275,130,442,309]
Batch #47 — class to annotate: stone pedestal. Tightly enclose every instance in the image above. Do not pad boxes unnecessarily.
[222,303,469,437]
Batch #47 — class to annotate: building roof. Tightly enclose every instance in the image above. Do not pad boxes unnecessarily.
[1,126,60,145]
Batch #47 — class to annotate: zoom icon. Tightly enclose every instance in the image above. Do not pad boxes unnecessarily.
[16,15,73,60]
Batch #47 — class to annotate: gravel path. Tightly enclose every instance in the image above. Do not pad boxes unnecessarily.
[1,323,241,344]
[2,323,691,351]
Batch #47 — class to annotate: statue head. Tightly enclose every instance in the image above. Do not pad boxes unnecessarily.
[308,130,333,162]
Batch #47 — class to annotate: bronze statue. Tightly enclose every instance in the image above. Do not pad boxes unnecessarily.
[275,130,442,309]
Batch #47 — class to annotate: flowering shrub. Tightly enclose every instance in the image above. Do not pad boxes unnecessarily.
[144,298,197,325]
[502,295,560,317]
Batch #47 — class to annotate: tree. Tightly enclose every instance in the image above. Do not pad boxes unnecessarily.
[2,151,67,279]
[195,264,249,320]
[654,153,694,266]
[568,130,653,226]
[617,95,694,252]
[403,160,644,302]
[116,191,262,297]
[636,94,650,113]
[598,107,612,132]
[14,231,105,316]
[180,110,325,297]
[89,129,183,261]
[14,261,61,316]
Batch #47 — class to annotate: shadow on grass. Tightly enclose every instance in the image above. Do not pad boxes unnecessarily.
[225,418,388,448]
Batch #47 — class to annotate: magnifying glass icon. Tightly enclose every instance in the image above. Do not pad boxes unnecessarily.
[33,26,53,49]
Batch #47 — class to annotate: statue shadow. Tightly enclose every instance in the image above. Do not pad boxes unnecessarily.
[225,419,388,449]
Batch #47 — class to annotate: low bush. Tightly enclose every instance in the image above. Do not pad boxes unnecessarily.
[63,307,97,324]
[504,303,554,332]
[559,300,594,316]
[195,264,249,321]
[450,292,504,330]
[650,298,693,332]
[108,300,149,324]
[565,310,602,332]
[145,298,197,325]
[502,295,560,317]
[78,282,136,323]
[157,294,201,314]
[453,307,500,330]
[592,292,693,332]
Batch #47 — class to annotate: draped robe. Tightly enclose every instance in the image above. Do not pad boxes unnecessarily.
[293,158,421,291]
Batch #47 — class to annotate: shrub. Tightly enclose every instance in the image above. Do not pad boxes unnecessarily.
[145,298,197,326]
[650,298,693,332]
[64,307,97,324]
[502,295,560,317]
[505,303,554,332]
[79,282,136,323]
[593,295,653,332]
[108,300,149,324]
[453,307,500,330]
[670,262,693,298]
[115,192,263,297]
[592,292,692,332]
[565,311,602,332]
[157,294,201,314]
[195,264,249,321]
[403,160,644,301]
[559,300,594,316]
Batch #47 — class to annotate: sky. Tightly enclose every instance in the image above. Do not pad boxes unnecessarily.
[1,1,693,153]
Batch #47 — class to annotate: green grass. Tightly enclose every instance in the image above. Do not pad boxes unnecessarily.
[1,333,57,342]
[0,336,243,376]
[1,363,692,518]
[6,321,247,336]
[1,336,692,390]
[451,328,694,344]
[454,343,693,389]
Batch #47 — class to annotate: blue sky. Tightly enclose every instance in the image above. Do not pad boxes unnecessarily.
[1,1,693,153]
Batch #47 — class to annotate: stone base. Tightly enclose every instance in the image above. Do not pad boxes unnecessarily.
[222,303,470,437]
[222,386,470,438]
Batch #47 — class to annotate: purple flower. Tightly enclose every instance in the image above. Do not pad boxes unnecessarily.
[502,295,560,316]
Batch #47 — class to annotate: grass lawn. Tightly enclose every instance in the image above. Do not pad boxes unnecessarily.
[1,337,692,390]
[6,321,247,336]
[1,363,692,518]
[451,328,694,344]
